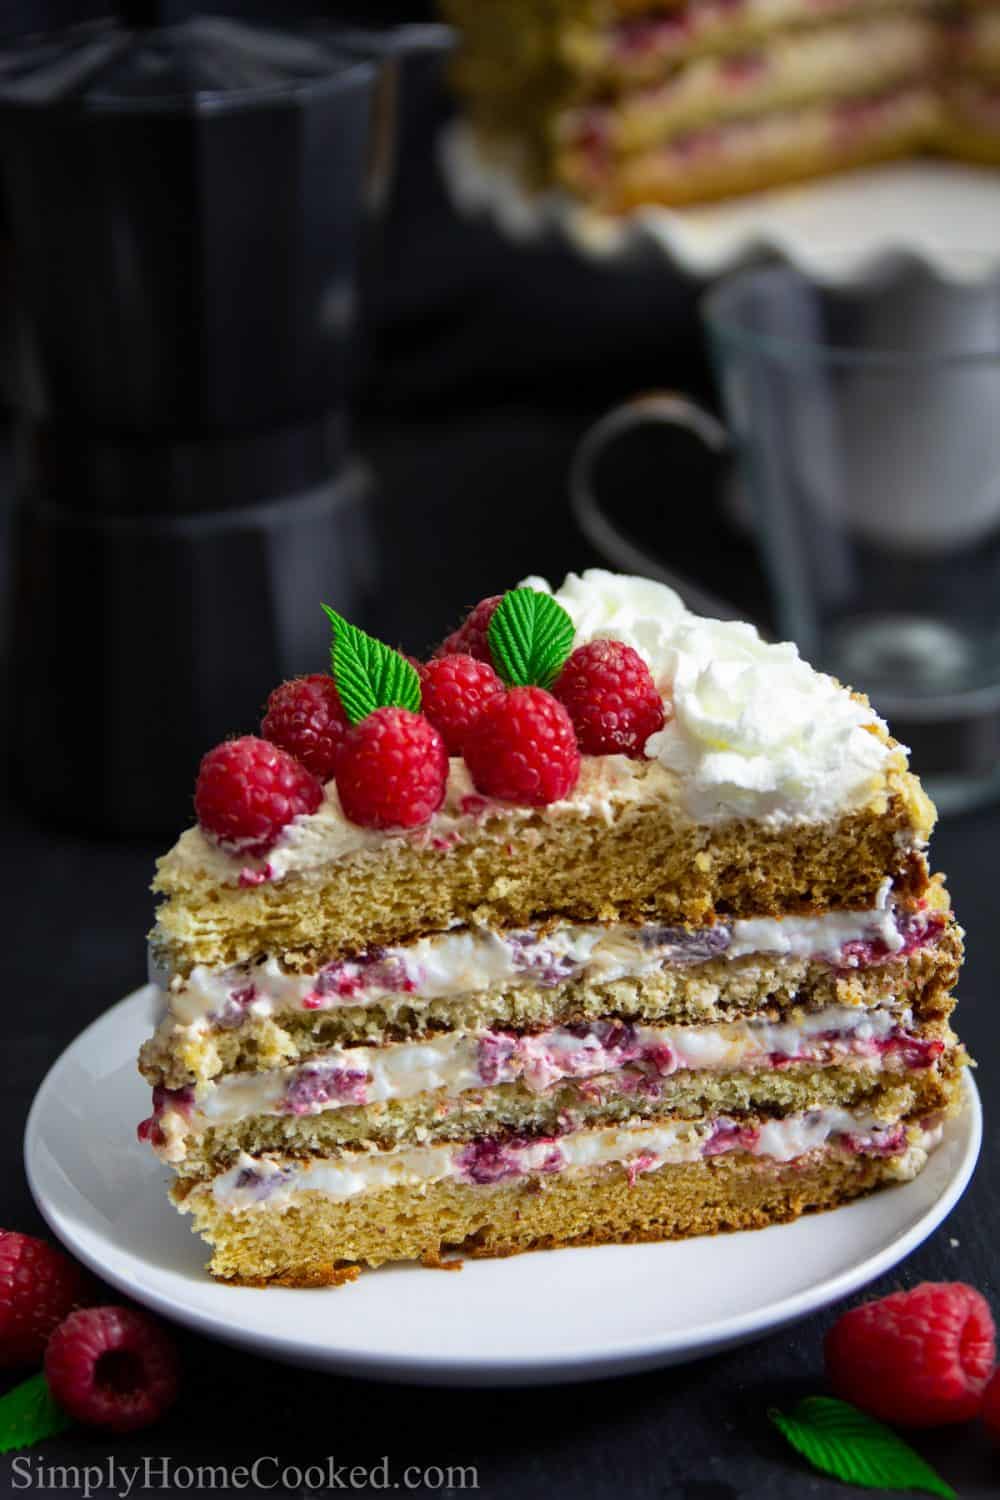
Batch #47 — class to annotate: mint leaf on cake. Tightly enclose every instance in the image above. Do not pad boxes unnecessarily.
[321,606,421,723]
[487,587,575,689]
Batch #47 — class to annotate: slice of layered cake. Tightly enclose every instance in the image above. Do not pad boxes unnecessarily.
[439,0,1000,210]
[139,571,966,1285]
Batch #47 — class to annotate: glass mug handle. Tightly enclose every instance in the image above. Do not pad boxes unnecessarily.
[569,390,743,622]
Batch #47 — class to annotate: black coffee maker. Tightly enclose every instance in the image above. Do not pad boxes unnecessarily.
[0,6,448,835]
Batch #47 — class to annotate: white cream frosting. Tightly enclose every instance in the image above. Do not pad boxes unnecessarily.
[160,752,669,886]
[158,1003,913,1158]
[208,1105,928,1212]
[160,885,908,1030]
[525,570,897,825]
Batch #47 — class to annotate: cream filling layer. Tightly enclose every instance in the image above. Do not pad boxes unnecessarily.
[150,1002,943,1164]
[207,1108,938,1213]
[159,881,912,1029]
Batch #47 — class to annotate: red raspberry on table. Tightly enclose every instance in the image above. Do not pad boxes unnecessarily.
[335,708,448,829]
[419,654,505,756]
[825,1281,996,1427]
[195,736,323,855]
[462,687,580,806]
[982,1367,1000,1442]
[435,595,503,663]
[261,674,349,782]
[0,1231,91,1368]
[45,1306,179,1434]
[553,639,665,757]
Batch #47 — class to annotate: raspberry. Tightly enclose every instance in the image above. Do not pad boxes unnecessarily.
[419,654,505,755]
[463,687,580,806]
[0,1232,91,1368]
[335,708,448,829]
[45,1306,179,1433]
[435,595,502,663]
[195,736,323,855]
[825,1282,996,1427]
[982,1367,1000,1443]
[261,674,349,782]
[553,639,665,757]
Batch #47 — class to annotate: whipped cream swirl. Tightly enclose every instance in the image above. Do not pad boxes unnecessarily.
[523,570,898,825]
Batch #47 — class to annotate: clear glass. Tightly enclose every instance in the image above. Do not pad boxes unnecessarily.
[702,263,1000,814]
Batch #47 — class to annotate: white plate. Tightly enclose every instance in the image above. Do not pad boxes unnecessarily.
[25,985,981,1387]
[441,121,1000,285]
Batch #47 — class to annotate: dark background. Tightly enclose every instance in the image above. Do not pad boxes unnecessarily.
[0,5,996,1498]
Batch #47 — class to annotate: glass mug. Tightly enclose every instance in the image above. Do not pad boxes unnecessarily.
[572,262,1000,813]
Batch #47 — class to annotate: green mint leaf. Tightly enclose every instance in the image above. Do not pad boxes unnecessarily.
[322,606,421,726]
[769,1398,956,1499]
[487,588,575,689]
[0,1373,72,1453]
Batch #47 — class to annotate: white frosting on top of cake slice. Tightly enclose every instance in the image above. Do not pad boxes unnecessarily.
[161,570,905,885]
[524,570,896,825]
[163,752,671,883]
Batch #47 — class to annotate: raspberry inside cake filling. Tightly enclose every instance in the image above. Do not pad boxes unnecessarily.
[140,571,967,1285]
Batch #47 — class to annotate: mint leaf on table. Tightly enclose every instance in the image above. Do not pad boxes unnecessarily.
[487,588,575,690]
[0,1373,72,1453]
[322,606,421,725]
[769,1397,956,1498]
